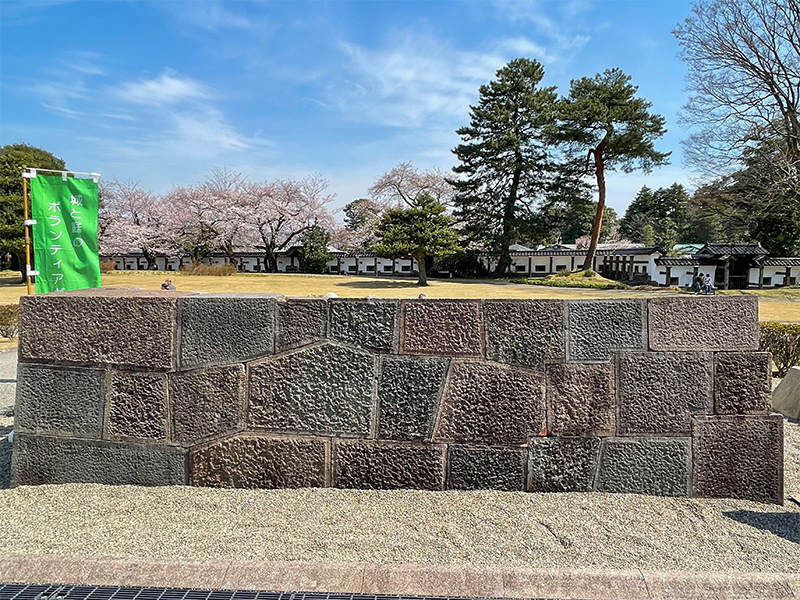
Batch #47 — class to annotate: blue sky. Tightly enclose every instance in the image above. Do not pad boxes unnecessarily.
[1,0,697,216]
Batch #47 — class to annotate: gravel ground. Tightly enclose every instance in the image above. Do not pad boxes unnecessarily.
[0,415,798,573]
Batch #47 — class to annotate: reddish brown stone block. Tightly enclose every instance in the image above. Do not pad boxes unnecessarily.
[333,440,444,490]
[400,300,484,357]
[547,363,615,436]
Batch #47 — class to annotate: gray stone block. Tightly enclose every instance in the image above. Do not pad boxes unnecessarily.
[249,342,375,436]
[179,295,275,368]
[567,300,647,362]
[15,364,104,438]
[170,365,246,445]
[448,445,526,491]
[276,298,328,350]
[484,300,565,369]
[692,414,783,504]
[10,433,186,486]
[618,352,713,435]
[378,355,449,441]
[433,360,546,445]
[546,363,615,437]
[334,440,444,490]
[596,437,691,497]
[329,299,398,351]
[528,437,600,492]
[191,434,327,488]
[772,366,800,419]
[106,371,168,441]
[714,352,772,414]
[400,300,484,357]
[648,296,759,351]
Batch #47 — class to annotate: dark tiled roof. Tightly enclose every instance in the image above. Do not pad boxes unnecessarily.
[698,244,768,256]
[763,257,800,267]
[498,246,659,257]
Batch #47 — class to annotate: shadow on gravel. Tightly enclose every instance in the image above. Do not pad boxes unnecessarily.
[724,510,800,544]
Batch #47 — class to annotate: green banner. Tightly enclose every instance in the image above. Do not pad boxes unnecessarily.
[30,175,101,294]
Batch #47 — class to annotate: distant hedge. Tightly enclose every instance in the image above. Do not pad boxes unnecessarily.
[759,321,800,378]
[509,277,627,290]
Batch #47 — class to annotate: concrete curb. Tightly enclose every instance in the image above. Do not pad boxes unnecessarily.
[1,554,799,599]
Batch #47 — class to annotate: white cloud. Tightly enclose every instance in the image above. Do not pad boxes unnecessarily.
[154,0,260,32]
[116,72,210,106]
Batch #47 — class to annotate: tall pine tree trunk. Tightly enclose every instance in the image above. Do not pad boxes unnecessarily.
[492,157,523,277]
[583,130,611,272]
[416,252,428,286]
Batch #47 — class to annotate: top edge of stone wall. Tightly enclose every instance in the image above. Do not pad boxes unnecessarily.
[24,287,199,298]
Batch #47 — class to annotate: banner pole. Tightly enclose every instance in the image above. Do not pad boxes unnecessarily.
[22,167,33,295]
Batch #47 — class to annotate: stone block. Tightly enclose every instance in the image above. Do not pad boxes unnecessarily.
[546,363,615,437]
[378,355,448,441]
[567,300,647,362]
[329,299,398,351]
[772,366,800,419]
[333,440,444,490]
[648,296,759,351]
[19,293,177,370]
[447,445,526,491]
[106,371,168,441]
[484,300,565,369]
[618,352,713,435]
[433,360,545,445]
[276,298,327,350]
[692,414,783,504]
[179,295,276,368]
[15,364,104,438]
[249,342,375,436]
[596,437,691,497]
[191,434,327,488]
[170,365,246,445]
[527,437,600,492]
[10,433,186,486]
[400,300,483,357]
[714,352,772,414]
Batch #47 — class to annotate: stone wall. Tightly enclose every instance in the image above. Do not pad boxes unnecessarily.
[11,290,784,504]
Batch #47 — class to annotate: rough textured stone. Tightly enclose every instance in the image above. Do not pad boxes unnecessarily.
[527,437,600,492]
[329,299,398,351]
[19,294,177,370]
[648,296,759,351]
[484,300,565,369]
[400,300,483,357]
[433,360,545,445]
[334,440,444,490]
[179,295,275,368]
[249,343,375,436]
[693,414,783,504]
[10,433,186,486]
[106,371,168,441]
[773,366,800,419]
[15,364,103,438]
[276,298,327,350]
[546,363,615,436]
[170,365,246,445]
[447,445,526,491]
[618,352,713,435]
[567,300,646,362]
[596,437,691,497]
[191,435,327,488]
[714,352,772,414]
[378,355,448,440]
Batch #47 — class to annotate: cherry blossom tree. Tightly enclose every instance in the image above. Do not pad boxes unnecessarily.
[369,162,455,207]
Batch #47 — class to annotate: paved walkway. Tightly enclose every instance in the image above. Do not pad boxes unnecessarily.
[0,349,16,416]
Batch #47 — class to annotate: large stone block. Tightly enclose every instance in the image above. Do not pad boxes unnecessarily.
[484,300,565,369]
[648,296,759,351]
[170,364,246,445]
[19,293,178,370]
[377,355,448,441]
[714,352,772,414]
[329,299,399,351]
[692,414,783,504]
[618,352,713,435]
[15,364,104,438]
[433,360,545,445]
[546,363,615,437]
[249,342,375,436]
[106,371,168,441]
[596,437,691,497]
[191,434,327,488]
[333,440,444,490]
[528,437,600,492]
[567,300,647,362]
[772,366,800,419]
[11,433,186,486]
[276,298,327,351]
[179,295,276,368]
[448,445,526,491]
[400,300,484,357]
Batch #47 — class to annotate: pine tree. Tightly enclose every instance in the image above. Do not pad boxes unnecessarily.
[299,224,333,274]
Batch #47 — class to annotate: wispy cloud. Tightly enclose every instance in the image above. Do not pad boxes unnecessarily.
[492,0,591,52]
[154,0,261,32]
[116,71,210,106]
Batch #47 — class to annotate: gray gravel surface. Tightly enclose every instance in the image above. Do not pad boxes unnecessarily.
[0,349,16,416]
